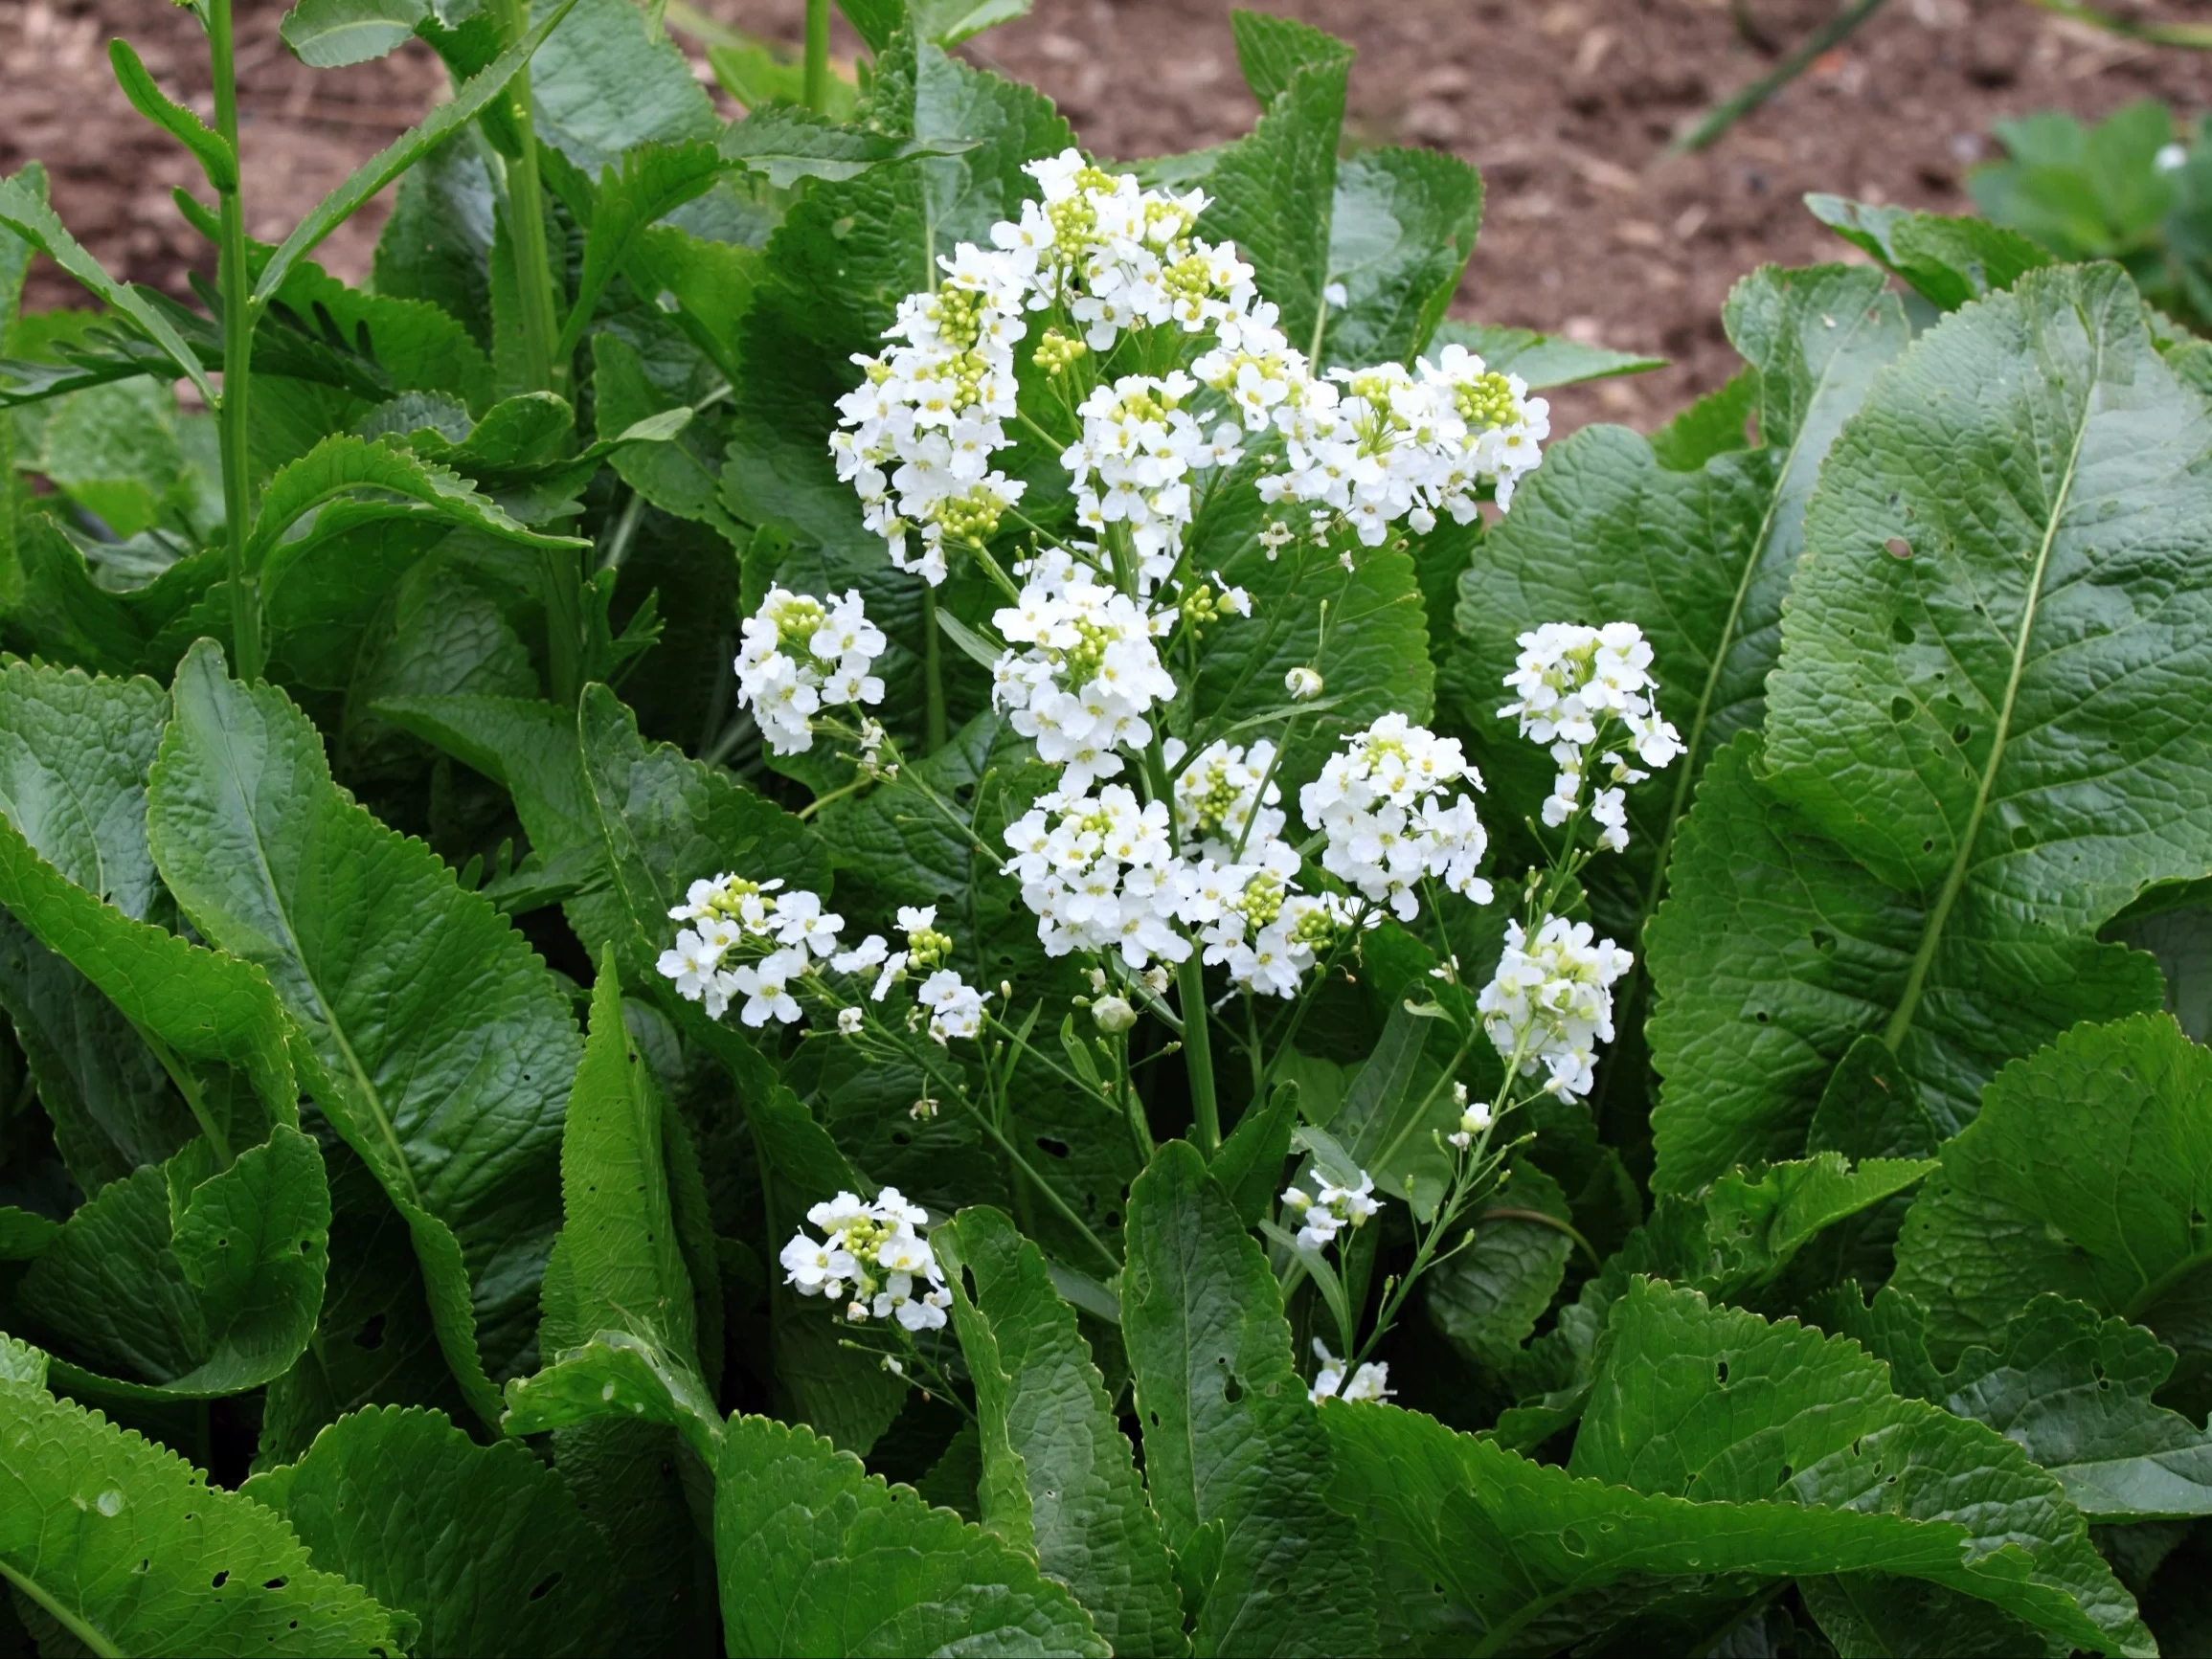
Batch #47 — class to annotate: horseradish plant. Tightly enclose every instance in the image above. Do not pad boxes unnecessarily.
[1,0,2210,1654]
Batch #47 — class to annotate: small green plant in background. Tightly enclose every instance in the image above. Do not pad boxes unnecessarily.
[1970,99,2212,329]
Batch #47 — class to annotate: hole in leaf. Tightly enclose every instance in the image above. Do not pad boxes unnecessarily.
[1889,695,1912,724]
[263,1578,286,1591]
[1716,1360,1730,1384]
[1890,618,1913,645]
[1922,840,1934,853]
[1810,930,1835,955]
[1952,723,1971,745]
[353,1313,387,1352]
[2012,825,2034,850]
[1223,1374,1244,1403]
[211,1571,229,1589]
[1753,1010,1770,1024]
[530,1572,563,1602]
[1036,1137,1072,1160]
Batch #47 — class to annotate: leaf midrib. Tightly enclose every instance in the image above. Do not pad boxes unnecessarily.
[1882,321,2101,1047]
[0,1558,125,1659]
[195,697,424,1208]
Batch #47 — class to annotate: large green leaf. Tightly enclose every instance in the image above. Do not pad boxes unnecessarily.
[1570,1278,2145,1653]
[936,1205,1186,1656]
[1120,1140,1377,1655]
[1891,1013,2212,1366]
[1934,1295,2212,1522]
[1646,735,2158,1191]
[712,1412,1107,1657]
[0,1373,409,1654]
[0,661,296,1149]
[1194,14,1353,361]
[1451,265,1908,1008]
[280,0,428,68]
[1807,193,2053,311]
[1320,146,1481,370]
[1424,1162,1574,1373]
[15,1127,328,1399]
[1653,265,2212,1190]
[526,0,716,174]
[242,1405,624,1657]
[1323,1388,2135,1658]
[146,640,579,1416]
[554,139,727,364]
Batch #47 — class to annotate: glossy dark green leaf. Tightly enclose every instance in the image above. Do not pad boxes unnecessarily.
[937,1205,1186,1656]
[147,640,580,1417]
[1121,1140,1377,1655]
[17,1126,328,1399]
[1892,1012,2212,1367]
[712,1412,1107,1657]
[242,1405,623,1657]
[0,1372,409,1654]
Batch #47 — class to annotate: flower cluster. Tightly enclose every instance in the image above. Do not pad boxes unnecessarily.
[1309,1338,1391,1404]
[1476,915,1634,1100]
[1062,373,1242,580]
[1282,1166,1384,1251]
[1001,785,1188,968]
[658,881,987,1045]
[1173,738,1282,862]
[1499,621,1683,852]
[1298,714,1492,921]
[735,588,887,755]
[1252,347,1552,542]
[779,1188,951,1332]
[992,561,1177,792]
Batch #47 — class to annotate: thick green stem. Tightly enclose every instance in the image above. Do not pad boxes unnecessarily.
[919,586,948,751]
[802,0,831,113]
[1177,953,1221,1156]
[208,0,262,682]
[486,0,561,391]
[542,547,584,706]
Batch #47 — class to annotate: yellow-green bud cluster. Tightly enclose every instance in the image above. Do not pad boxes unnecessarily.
[906,920,957,971]
[929,485,1010,545]
[1233,872,1286,930]
[1286,905,1341,952]
[1053,615,1115,691]
[1454,370,1519,432]
[1162,252,1215,303]
[1033,327,1087,374]
[765,594,828,659]
[1183,756,1246,842]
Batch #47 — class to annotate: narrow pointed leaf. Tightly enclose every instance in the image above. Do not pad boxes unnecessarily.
[147,640,579,1415]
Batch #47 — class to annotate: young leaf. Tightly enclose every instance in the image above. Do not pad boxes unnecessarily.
[545,953,699,1369]
[555,139,728,365]
[1429,319,1666,389]
[242,1405,625,1656]
[147,640,580,1412]
[1120,1140,1378,1655]
[280,0,430,69]
[16,1126,329,1399]
[107,41,237,191]
[712,1413,1108,1657]
[1934,1295,2212,1522]
[936,1205,1187,1656]
[1806,192,2052,310]
[503,1330,723,1466]
[1654,265,2212,1190]
[1571,1278,2146,1654]
[0,177,214,404]
[1890,1012,2212,1365]
[0,1374,409,1654]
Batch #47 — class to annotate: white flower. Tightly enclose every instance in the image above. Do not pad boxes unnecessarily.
[1284,1167,1385,1251]
[1298,713,1492,923]
[992,565,1177,792]
[1174,739,1282,863]
[1001,784,1193,970]
[780,1187,949,1329]
[1284,665,1324,702]
[916,969,987,1043]
[728,947,808,1027]
[735,588,887,754]
[836,1005,865,1035]
[1308,1338,1391,1403]
[1499,621,1682,853]
[1477,914,1634,1100]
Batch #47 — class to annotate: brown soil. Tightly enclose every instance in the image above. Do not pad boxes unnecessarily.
[8,0,2210,430]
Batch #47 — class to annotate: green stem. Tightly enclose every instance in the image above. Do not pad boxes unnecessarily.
[920,586,948,751]
[1177,953,1220,1155]
[208,0,261,683]
[1667,0,1891,154]
[134,1022,234,1170]
[0,1562,123,1659]
[802,0,831,112]
[486,0,560,392]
